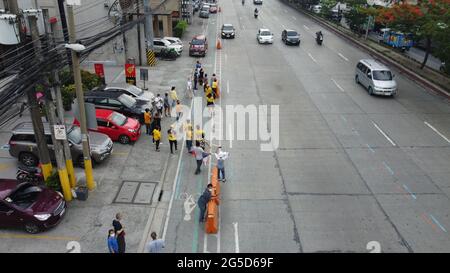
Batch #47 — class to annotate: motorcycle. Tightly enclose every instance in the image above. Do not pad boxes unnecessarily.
[316,35,323,45]
[16,164,44,185]
[254,11,258,18]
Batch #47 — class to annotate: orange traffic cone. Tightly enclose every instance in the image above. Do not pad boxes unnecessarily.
[216,39,222,50]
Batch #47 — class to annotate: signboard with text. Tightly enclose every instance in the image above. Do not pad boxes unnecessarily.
[94,63,106,84]
[125,63,136,86]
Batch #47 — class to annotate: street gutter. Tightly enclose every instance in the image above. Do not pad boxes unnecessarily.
[280,0,450,100]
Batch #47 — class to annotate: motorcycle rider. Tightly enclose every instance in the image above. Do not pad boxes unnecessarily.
[254,8,258,18]
[316,31,323,44]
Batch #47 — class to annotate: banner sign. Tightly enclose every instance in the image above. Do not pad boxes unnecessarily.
[125,63,136,86]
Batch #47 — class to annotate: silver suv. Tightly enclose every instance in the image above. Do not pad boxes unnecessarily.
[355,59,398,96]
[9,122,113,167]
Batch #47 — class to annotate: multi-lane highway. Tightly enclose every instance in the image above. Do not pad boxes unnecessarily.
[163,0,450,253]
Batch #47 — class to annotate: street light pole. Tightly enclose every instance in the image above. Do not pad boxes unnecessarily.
[66,4,95,191]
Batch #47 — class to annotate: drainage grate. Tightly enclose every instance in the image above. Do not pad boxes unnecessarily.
[113,180,157,205]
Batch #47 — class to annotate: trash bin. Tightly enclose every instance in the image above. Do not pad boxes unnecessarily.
[75,186,89,201]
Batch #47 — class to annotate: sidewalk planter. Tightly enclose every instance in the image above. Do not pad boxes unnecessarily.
[174,20,188,38]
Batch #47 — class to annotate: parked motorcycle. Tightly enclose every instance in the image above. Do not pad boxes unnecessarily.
[254,9,259,18]
[159,48,179,60]
[16,163,44,185]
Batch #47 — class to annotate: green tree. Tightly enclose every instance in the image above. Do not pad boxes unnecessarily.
[377,0,450,69]
[320,0,338,18]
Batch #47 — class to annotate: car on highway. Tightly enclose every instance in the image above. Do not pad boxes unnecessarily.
[99,83,155,103]
[311,4,322,13]
[199,5,210,18]
[257,28,274,44]
[254,0,263,4]
[282,29,300,46]
[9,122,113,167]
[84,91,153,123]
[189,35,208,57]
[75,109,141,145]
[209,3,218,13]
[0,180,67,234]
[221,24,236,39]
[153,38,182,56]
[355,59,398,96]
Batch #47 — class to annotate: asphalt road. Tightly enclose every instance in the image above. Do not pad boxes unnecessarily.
[163,0,450,253]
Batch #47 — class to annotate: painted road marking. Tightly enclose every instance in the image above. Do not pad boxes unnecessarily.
[372,122,396,146]
[303,25,310,30]
[402,184,417,200]
[424,121,450,143]
[229,123,233,148]
[366,144,375,153]
[352,128,360,136]
[421,213,439,232]
[233,222,240,253]
[227,80,230,94]
[281,24,286,29]
[292,16,297,20]
[308,53,317,63]
[0,234,79,241]
[338,53,349,62]
[382,161,394,175]
[430,214,447,232]
[341,115,347,123]
[331,79,345,92]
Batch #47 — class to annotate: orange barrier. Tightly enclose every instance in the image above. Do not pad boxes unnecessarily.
[205,167,220,234]
[216,39,222,50]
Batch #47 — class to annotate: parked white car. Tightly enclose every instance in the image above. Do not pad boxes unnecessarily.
[257,28,274,44]
[153,38,183,55]
[163,36,184,50]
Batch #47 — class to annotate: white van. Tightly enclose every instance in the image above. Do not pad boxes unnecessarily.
[355,59,398,96]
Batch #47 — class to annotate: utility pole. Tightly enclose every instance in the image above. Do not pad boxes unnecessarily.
[66,4,96,191]
[45,83,72,201]
[121,8,129,62]
[48,19,77,189]
[136,0,142,66]
[57,0,72,66]
[143,0,156,66]
[28,13,53,180]
[5,0,19,14]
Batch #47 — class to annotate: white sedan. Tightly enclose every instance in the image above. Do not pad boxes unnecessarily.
[257,28,274,44]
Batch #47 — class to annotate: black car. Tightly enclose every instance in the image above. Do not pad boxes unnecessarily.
[221,24,236,39]
[84,91,153,124]
[282,29,300,46]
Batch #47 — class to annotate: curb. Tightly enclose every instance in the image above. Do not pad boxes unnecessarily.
[281,1,450,100]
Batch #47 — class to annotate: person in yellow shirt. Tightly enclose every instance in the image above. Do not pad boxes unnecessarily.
[184,119,193,153]
[168,128,177,154]
[175,100,183,121]
[206,92,215,117]
[144,108,152,135]
[195,125,205,148]
[169,86,178,108]
[212,79,219,99]
[152,126,161,152]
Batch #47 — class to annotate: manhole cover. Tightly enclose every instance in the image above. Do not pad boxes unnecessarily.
[113,180,157,205]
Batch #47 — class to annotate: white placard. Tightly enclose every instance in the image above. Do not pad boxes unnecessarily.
[67,0,81,6]
[54,125,67,140]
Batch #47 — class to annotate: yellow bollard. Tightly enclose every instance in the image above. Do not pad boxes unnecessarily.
[84,159,96,190]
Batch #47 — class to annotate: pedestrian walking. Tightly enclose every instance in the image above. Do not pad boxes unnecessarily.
[153,126,161,152]
[163,93,170,117]
[186,77,193,98]
[184,119,193,153]
[152,111,161,133]
[214,146,229,182]
[195,125,205,147]
[154,94,164,116]
[206,92,215,117]
[112,213,126,253]
[107,229,119,253]
[175,100,183,121]
[146,232,165,253]
[212,78,219,99]
[144,108,152,135]
[195,60,202,71]
[192,142,209,174]
[168,128,177,154]
[210,73,217,87]
[203,73,208,87]
[197,184,213,222]
[170,86,178,109]
[193,70,198,91]
[199,68,204,86]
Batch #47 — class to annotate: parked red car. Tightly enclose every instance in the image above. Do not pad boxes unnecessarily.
[0,179,66,234]
[74,109,141,144]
